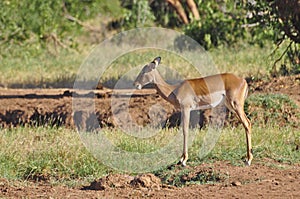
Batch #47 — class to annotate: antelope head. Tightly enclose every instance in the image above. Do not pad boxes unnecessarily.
[134,56,161,90]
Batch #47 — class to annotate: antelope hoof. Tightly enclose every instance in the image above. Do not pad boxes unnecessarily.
[244,160,252,166]
[177,157,187,167]
[177,160,187,167]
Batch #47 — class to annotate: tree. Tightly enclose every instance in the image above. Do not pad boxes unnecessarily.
[248,0,300,75]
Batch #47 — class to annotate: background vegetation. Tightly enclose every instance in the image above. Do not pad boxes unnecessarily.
[0,0,299,87]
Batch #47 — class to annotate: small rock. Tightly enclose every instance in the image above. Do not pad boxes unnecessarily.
[130,173,161,190]
[88,179,106,190]
[84,174,134,190]
[232,181,242,186]
[272,180,280,185]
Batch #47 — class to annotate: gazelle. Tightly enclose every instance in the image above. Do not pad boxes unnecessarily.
[134,57,253,166]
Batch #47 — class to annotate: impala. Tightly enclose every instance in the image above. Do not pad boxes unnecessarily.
[134,57,253,166]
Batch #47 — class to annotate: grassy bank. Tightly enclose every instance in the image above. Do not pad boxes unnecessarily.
[0,125,298,186]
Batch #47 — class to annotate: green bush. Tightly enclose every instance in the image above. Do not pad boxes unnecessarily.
[246,0,300,75]
[183,1,247,49]
[0,0,121,45]
[181,1,275,49]
[112,0,156,29]
[245,93,299,127]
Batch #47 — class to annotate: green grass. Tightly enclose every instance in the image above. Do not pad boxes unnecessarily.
[0,45,86,88]
[203,126,300,166]
[245,93,300,127]
[210,42,291,78]
[0,127,109,185]
[0,40,284,88]
[0,124,298,186]
[155,166,224,187]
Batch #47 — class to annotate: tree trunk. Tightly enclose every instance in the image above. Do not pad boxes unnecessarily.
[186,0,200,21]
[166,0,189,24]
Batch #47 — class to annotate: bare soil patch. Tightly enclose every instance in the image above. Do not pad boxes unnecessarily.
[1,161,299,198]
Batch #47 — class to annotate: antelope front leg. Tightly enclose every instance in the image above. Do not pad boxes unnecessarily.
[244,119,253,166]
[179,106,190,167]
[245,130,253,166]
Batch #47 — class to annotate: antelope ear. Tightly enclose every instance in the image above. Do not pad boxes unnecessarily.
[153,56,161,67]
[149,56,161,70]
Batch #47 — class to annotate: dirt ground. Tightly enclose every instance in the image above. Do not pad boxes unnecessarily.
[1,161,299,198]
[0,74,299,198]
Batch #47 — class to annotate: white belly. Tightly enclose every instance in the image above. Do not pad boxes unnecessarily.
[193,91,225,110]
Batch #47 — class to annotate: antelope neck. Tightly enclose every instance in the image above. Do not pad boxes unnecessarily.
[153,72,176,102]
